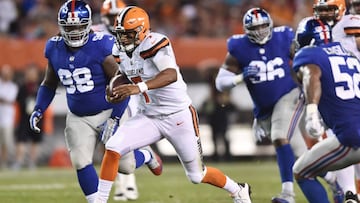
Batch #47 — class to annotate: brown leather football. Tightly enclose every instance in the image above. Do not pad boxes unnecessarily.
[109,74,130,93]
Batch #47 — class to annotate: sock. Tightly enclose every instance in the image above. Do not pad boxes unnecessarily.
[133,149,146,168]
[276,144,295,183]
[138,149,151,164]
[336,166,356,193]
[201,167,227,188]
[282,181,294,194]
[99,150,120,181]
[85,192,97,203]
[77,164,98,196]
[97,179,114,201]
[297,178,330,203]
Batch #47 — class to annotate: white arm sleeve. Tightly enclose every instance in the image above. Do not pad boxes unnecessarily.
[215,68,242,92]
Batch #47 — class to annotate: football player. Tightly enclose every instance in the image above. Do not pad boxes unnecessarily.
[29,1,162,203]
[95,6,251,203]
[292,16,360,203]
[96,0,149,201]
[215,7,310,203]
[313,0,360,200]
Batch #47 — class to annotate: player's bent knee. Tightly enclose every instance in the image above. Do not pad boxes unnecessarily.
[117,151,136,174]
[70,153,92,170]
[118,164,135,174]
[187,173,203,184]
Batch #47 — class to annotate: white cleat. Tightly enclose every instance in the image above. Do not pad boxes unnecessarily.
[232,183,252,203]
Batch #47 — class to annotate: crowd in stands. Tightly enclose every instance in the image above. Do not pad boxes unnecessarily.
[0,0,315,40]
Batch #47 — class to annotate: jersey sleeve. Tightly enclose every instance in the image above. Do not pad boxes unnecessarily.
[44,36,60,59]
[139,33,170,59]
[94,33,115,63]
[343,14,360,35]
[293,46,324,72]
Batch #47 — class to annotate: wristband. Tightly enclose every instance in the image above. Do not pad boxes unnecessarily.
[306,103,318,114]
[137,82,148,93]
[233,74,243,85]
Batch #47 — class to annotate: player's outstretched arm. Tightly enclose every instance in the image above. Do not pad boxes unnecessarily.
[29,63,58,133]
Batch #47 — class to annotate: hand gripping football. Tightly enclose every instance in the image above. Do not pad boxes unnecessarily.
[109,74,130,94]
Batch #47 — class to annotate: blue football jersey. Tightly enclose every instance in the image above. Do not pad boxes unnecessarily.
[227,26,297,119]
[293,42,360,147]
[44,33,119,116]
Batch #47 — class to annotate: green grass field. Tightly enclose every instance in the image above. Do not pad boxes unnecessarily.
[0,160,333,203]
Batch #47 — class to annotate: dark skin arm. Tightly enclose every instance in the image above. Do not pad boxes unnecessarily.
[297,64,322,105]
[41,62,60,89]
[222,53,241,74]
[103,55,120,80]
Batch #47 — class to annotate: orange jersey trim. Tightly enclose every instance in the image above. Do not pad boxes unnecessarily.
[189,105,200,137]
[140,37,170,59]
[344,27,360,35]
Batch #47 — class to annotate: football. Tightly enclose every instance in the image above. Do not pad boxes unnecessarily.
[109,74,131,94]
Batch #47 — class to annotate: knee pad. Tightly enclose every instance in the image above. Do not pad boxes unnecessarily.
[186,171,204,184]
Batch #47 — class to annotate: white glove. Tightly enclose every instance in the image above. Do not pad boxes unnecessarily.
[252,118,266,142]
[98,117,120,144]
[305,104,324,139]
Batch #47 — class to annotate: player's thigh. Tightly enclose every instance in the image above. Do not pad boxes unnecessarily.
[163,108,207,183]
[271,88,303,141]
[106,114,162,155]
[65,111,110,169]
[293,136,347,178]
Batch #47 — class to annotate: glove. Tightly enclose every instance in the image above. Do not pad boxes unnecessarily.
[243,66,260,80]
[252,118,266,142]
[29,109,43,133]
[98,117,120,144]
[305,104,324,139]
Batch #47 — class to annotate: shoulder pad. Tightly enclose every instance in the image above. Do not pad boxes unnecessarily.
[139,32,170,59]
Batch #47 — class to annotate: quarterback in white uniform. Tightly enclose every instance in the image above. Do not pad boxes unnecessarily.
[94,0,162,201]
[95,6,252,203]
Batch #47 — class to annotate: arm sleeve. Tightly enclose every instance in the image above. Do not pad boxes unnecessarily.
[215,68,238,92]
[34,85,56,112]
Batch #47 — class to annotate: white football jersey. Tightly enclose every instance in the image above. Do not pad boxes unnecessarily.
[113,32,192,116]
[332,14,360,59]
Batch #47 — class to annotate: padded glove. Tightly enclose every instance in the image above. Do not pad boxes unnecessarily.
[305,104,324,139]
[98,117,120,144]
[29,109,43,133]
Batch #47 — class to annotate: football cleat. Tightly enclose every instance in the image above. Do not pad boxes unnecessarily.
[345,191,360,203]
[142,146,163,176]
[113,192,127,201]
[124,187,138,201]
[232,183,252,203]
[271,192,295,203]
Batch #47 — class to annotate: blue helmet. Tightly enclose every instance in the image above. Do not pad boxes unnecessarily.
[294,17,332,51]
[58,0,92,47]
[243,8,273,45]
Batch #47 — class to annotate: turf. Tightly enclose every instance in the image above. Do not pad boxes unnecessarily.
[0,160,333,203]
